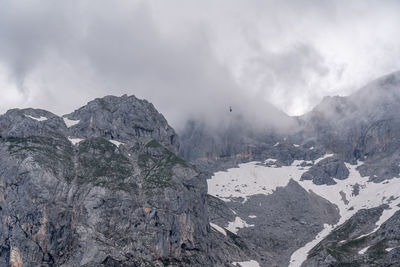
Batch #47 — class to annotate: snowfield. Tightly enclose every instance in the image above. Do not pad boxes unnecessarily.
[207,154,400,267]
[207,160,305,202]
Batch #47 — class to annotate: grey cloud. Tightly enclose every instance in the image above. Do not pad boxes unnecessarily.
[0,0,399,130]
[0,1,80,89]
[240,43,330,114]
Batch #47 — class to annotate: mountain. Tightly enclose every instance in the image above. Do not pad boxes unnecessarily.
[178,103,301,176]
[2,71,400,267]
[179,71,400,266]
[0,95,259,266]
[298,71,400,182]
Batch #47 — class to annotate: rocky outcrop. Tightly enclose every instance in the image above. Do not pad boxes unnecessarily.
[64,95,179,153]
[302,205,400,267]
[300,155,349,185]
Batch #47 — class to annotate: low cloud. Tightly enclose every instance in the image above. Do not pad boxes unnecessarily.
[0,0,399,130]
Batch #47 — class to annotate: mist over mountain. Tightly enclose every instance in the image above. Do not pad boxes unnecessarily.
[180,71,400,266]
[1,1,400,266]
[2,1,400,127]
[1,71,400,266]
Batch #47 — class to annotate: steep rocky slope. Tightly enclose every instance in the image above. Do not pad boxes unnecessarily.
[303,206,400,267]
[2,71,400,267]
[0,95,257,266]
[179,71,400,267]
[299,71,400,181]
[178,103,301,177]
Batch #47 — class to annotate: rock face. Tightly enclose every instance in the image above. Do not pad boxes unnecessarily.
[302,205,400,267]
[299,71,400,182]
[179,119,279,176]
[3,71,400,267]
[300,155,349,185]
[178,71,400,266]
[179,118,325,177]
[64,95,179,153]
[208,179,339,267]
[0,95,250,266]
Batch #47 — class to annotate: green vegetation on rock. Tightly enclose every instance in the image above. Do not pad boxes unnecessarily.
[77,138,136,191]
[139,139,191,192]
[3,135,75,181]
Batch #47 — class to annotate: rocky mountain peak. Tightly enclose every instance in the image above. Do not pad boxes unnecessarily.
[0,95,232,266]
[0,108,66,139]
[63,94,179,153]
[0,95,179,153]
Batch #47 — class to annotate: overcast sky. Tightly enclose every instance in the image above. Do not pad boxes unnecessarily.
[0,0,400,128]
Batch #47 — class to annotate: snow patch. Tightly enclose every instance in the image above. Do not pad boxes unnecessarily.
[63,117,80,128]
[227,217,254,234]
[386,247,398,252]
[356,232,373,240]
[293,144,300,147]
[207,154,334,202]
[109,140,124,147]
[232,260,260,267]
[313,153,334,164]
[207,154,400,266]
[208,160,306,202]
[299,163,400,228]
[290,161,400,266]
[68,137,84,145]
[273,142,280,147]
[358,245,370,255]
[248,215,257,218]
[26,115,47,121]
[210,222,226,236]
[289,224,334,267]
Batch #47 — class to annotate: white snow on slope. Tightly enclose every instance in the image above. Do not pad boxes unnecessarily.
[208,154,332,202]
[210,222,226,236]
[232,260,260,267]
[208,160,305,202]
[358,245,370,255]
[227,216,254,234]
[288,224,334,267]
[298,162,400,226]
[26,115,47,121]
[109,140,124,147]
[68,137,84,145]
[314,154,335,164]
[63,117,80,128]
[386,247,398,252]
[289,163,400,266]
[207,154,400,267]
